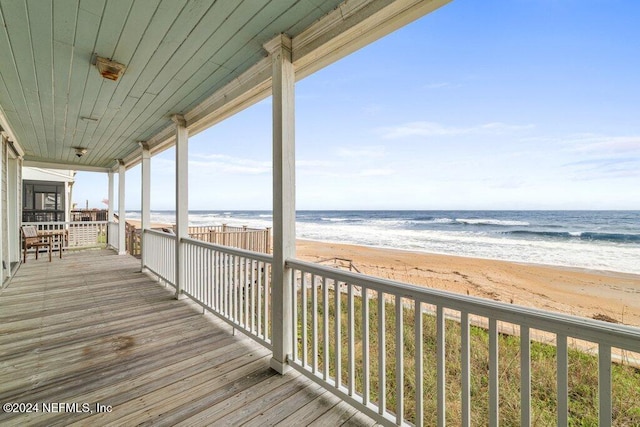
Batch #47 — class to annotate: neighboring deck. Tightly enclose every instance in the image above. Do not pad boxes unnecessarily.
[0,249,375,426]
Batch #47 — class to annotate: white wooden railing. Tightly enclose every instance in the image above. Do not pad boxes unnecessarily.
[107,221,119,251]
[141,231,273,348]
[142,229,176,286]
[24,221,108,249]
[137,233,640,426]
[182,238,273,348]
[286,259,640,427]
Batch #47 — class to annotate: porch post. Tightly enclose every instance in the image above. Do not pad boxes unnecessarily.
[108,172,114,222]
[117,160,126,255]
[173,114,188,299]
[140,142,150,272]
[265,34,295,374]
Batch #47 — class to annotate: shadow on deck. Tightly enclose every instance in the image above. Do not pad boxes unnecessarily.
[0,249,375,426]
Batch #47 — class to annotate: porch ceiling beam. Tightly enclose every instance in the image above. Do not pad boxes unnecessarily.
[121,0,450,169]
[23,160,110,173]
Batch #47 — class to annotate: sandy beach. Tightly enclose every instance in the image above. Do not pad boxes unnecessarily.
[296,239,640,327]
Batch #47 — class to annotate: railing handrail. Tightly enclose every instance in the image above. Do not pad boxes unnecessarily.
[23,220,109,226]
[181,236,273,263]
[286,258,640,352]
[144,228,177,241]
[188,225,266,232]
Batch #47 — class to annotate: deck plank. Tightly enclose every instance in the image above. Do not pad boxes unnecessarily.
[0,249,373,426]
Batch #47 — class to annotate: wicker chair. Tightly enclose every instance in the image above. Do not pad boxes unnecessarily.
[21,225,51,262]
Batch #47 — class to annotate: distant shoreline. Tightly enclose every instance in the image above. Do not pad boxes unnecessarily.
[126,210,640,275]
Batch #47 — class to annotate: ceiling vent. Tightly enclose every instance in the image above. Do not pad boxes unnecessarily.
[95,56,126,81]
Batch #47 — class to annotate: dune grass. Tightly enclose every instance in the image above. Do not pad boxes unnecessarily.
[294,287,640,426]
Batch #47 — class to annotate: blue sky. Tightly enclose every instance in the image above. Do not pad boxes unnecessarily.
[73,0,640,211]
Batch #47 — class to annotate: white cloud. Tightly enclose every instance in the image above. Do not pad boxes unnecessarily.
[358,168,394,177]
[563,157,640,179]
[190,154,270,175]
[336,146,385,158]
[296,159,336,168]
[567,134,640,154]
[379,121,534,139]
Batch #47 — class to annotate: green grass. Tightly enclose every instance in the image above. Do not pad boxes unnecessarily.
[293,286,640,426]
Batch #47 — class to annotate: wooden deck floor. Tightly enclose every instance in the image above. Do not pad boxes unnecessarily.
[0,249,375,426]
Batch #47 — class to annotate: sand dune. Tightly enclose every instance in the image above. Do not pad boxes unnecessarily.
[296,239,640,327]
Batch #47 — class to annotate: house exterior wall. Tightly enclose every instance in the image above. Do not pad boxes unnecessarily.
[8,156,20,265]
[22,168,74,223]
[1,135,23,284]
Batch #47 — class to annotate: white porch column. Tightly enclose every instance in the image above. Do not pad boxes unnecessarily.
[265,34,295,375]
[108,172,114,222]
[117,160,126,255]
[173,114,188,299]
[139,142,150,272]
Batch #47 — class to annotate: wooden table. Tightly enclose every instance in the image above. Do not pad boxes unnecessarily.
[38,229,69,259]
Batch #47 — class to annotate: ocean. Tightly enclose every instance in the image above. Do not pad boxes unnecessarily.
[126,210,640,275]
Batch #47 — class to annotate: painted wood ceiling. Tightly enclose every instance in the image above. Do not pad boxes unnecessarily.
[0,0,345,169]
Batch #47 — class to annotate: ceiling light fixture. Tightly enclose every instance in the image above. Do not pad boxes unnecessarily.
[95,56,126,81]
[73,147,88,158]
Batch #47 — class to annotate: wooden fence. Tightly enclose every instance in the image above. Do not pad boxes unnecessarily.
[125,223,270,257]
[187,225,271,254]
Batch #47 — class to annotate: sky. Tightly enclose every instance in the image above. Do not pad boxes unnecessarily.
[72,0,640,211]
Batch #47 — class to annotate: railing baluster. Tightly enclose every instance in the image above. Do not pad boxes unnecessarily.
[348,283,355,396]
[239,256,244,325]
[215,250,220,312]
[362,287,370,406]
[206,248,211,308]
[244,257,249,328]
[234,255,239,323]
[198,247,202,304]
[237,256,242,324]
[396,295,404,425]
[222,253,227,317]
[461,311,471,427]
[415,300,424,427]
[378,291,386,415]
[489,318,499,427]
[599,344,612,426]
[250,259,256,333]
[257,261,263,338]
[227,253,232,319]
[229,255,239,323]
[557,334,568,426]
[335,280,342,388]
[437,305,445,427]
[323,277,329,381]
[293,269,299,362]
[264,264,269,341]
[302,272,308,367]
[521,326,531,426]
[312,274,318,374]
